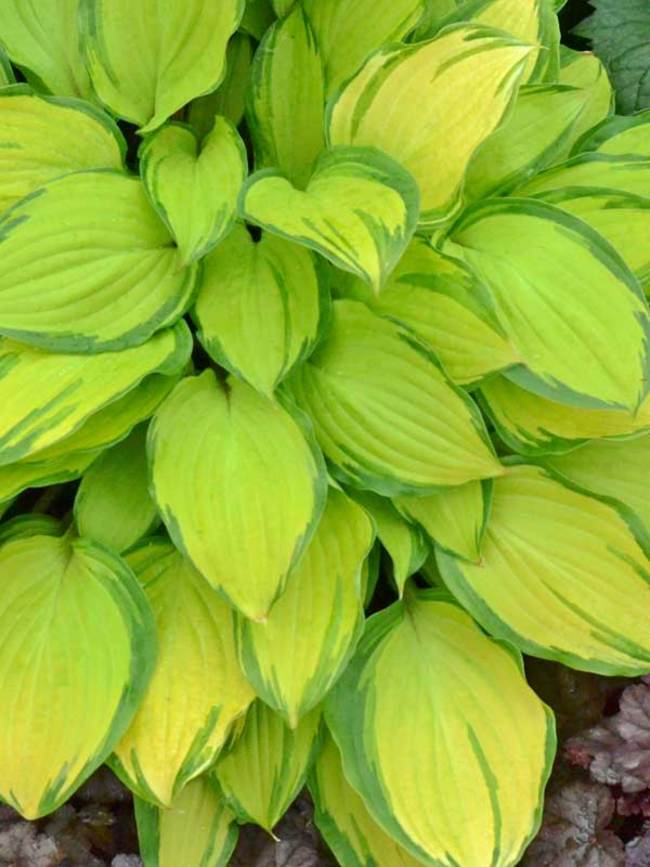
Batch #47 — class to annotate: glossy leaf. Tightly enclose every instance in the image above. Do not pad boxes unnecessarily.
[437,464,650,675]
[149,370,327,620]
[237,488,373,726]
[0,533,156,818]
[241,146,419,293]
[326,591,554,867]
[0,171,197,352]
[287,300,504,494]
[113,540,253,806]
[193,224,325,396]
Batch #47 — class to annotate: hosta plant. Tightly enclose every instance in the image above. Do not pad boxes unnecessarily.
[0,1,649,865]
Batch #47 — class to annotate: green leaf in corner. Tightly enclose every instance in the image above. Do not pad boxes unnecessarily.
[240,146,419,293]
[140,117,247,265]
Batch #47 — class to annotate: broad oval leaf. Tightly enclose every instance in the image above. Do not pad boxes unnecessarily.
[240,146,419,293]
[516,153,650,199]
[325,591,554,867]
[0,321,191,466]
[327,23,532,225]
[0,87,125,214]
[0,1,92,98]
[113,540,254,806]
[193,224,326,397]
[213,701,321,831]
[0,533,156,818]
[237,488,373,726]
[437,464,650,674]
[81,0,245,133]
[574,110,650,158]
[74,427,159,553]
[149,370,327,620]
[140,117,246,265]
[286,300,503,494]
[449,197,650,410]
[556,47,613,157]
[247,5,325,188]
[135,777,239,867]
[0,171,197,353]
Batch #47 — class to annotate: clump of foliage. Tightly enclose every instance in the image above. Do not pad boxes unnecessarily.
[0,1,648,865]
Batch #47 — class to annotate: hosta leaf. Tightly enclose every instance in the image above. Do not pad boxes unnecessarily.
[0,321,190,466]
[247,5,325,188]
[193,224,326,397]
[557,48,613,155]
[149,371,327,620]
[273,0,295,15]
[481,375,650,455]
[0,533,156,818]
[342,238,519,385]
[0,514,63,545]
[544,435,650,534]
[517,153,650,198]
[351,490,428,597]
[0,448,102,506]
[113,540,253,806]
[82,0,244,133]
[310,732,425,867]
[0,87,125,214]
[437,464,650,675]
[286,300,503,494]
[188,35,252,133]
[241,146,419,293]
[213,701,321,831]
[449,197,650,410]
[140,118,246,265]
[237,488,373,726]
[135,777,239,867]
[0,171,197,353]
[0,49,15,86]
[325,590,554,867]
[240,0,275,39]
[0,1,91,98]
[303,0,425,95]
[465,84,587,200]
[327,23,532,225]
[395,481,488,563]
[74,427,159,554]
[574,111,650,157]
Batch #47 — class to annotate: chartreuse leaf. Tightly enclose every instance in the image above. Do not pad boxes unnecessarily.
[193,225,325,397]
[247,5,325,188]
[240,0,275,39]
[325,590,554,867]
[557,47,613,154]
[303,0,424,95]
[140,118,246,265]
[0,1,92,98]
[0,172,197,353]
[395,481,488,563]
[342,238,519,385]
[0,321,190,466]
[450,198,650,410]
[465,85,587,200]
[237,488,373,726]
[213,701,321,831]
[574,111,650,157]
[287,300,503,494]
[481,375,650,455]
[135,777,238,867]
[437,464,650,674]
[327,24,532,225]
[0,87,125,214]
[0,448,102,507]
[241,146,419,293]
[544,435,650,533]
[0,49,15,86]
[0,514,63,545]
[188,35,252,134]
[112,540,254,806]
[74,427,159,554]
[273,0,295,14]
[81,0,244,133]
[517,153,650,198]
[351,490,428,597]
[149,370,327,620]
[310,732,425,867]
[0,533,156,819]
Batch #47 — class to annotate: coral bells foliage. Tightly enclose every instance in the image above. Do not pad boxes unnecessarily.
[0,0,650,864]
